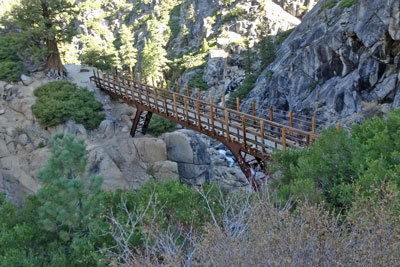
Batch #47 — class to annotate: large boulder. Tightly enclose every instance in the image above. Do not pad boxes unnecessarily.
[150,161,179,180]
[133,137,167,163]
[163,130,212,185]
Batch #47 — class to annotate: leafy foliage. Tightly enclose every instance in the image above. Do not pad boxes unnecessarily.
[0,61,21,83]
[118,25,137,70]
[32,81,105,130]
[0,36,22,82]
[188,71,209,91]
[147,114,176,136]
[9,0,79,72]
[0,134,109,266]
[272,109,400,212]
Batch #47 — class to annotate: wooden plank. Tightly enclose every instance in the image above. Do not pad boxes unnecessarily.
[336,123,341,131]
[186,86,190,96]
[197,88,200,99]
[167,80,171,91]
[269,106,273,121]
[282,127,286,151]
[289,111,293,136]
[117,72,122,96]
[252,101,255,116]
[137,81,143,104]
[260,120,265,153]
[122,74,129,100]
[145,85,150,107]
[236,98,240,112]
[242,115,247,148]
[163,90,168,114]
[224,110,230,141]
[112,71,117,95]
[197,100,201,129]
[312,116,316,133]
[154,85,159,112]
[184,97,189,123]
[222,94,226,108]
[209,94,215,134]
[107,72,111,92]
[173,92,178,118]
[129,72,136,102]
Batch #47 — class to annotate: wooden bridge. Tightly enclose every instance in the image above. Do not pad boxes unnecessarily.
[91,70,320,190]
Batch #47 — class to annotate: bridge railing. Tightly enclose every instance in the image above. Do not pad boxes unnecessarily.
[92,70,320,156]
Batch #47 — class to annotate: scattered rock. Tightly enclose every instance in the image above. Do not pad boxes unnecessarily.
[20,74,33,86]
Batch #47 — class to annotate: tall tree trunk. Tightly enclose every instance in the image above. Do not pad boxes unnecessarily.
[45,39,66,78]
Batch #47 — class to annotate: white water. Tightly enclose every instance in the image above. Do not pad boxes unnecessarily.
[218,149,235,167]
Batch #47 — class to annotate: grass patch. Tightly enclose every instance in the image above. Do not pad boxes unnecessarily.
[188,71,209,91]
[339,0,358,8]
[32,81,105,130]
[148,114,176,136]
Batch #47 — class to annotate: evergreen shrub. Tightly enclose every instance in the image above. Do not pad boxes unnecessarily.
[147,114,176,136]
[32,81,105,130]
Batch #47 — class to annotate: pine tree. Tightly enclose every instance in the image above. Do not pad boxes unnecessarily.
[244,39,253,74]
[10,0,78,78]
[36,133,103,241]
[119,25,137,71]
[259,36,276,69]
[140,19,168,82]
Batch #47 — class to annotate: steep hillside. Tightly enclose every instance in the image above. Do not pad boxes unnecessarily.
[243,0,400,125]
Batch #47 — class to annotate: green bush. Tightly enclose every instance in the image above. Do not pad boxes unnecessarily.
[272,109,400,212]
[0,36,23,82]
[340,0,358,8]
[148,114,176,136]
[32,81,105,130]
[188,71,209,91]
[82,48,117,71]
[0,61,22,82]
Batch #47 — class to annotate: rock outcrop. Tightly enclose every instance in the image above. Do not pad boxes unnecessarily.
[243,0,400,126]
[0,66,181,205]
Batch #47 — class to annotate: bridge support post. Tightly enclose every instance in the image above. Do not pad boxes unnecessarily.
[130,106,153,137]
[224,143,263,191]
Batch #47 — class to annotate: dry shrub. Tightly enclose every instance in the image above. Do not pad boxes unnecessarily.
[109,185,400,266]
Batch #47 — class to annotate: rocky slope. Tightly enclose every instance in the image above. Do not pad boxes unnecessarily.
[243,0,400,126]
[0,65,248,205]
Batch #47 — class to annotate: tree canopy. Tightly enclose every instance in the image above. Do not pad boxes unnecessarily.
[10,0,78,77]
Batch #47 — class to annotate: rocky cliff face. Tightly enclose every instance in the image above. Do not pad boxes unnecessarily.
[243,0,400,125]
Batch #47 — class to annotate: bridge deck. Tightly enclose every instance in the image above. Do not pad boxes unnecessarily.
[91,70,319,190]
